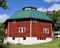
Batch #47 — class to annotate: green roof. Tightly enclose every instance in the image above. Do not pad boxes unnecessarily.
[10,10,52,21]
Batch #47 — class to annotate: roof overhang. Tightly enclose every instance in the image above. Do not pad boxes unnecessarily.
[4,18,53,24]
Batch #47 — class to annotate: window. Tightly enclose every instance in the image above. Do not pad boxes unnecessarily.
[5,29,7,34]
[37,37,46,40]
[19,27,26,33]
[37,37,41,40]
[24,8,35,10]
[12,37,15,40]
[23,37,26,40]
[37,37,39,40]
[43,38,46,40]
[25,8,32,10]
[33,19,37,22]
[12,20,16,23]
[43,28,49,34]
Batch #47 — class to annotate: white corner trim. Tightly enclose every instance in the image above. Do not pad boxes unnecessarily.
[5,29,7,34]
[30,19,32,37]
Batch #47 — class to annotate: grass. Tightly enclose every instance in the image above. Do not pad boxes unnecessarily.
[8,38,60,48]
[0,44,7,48]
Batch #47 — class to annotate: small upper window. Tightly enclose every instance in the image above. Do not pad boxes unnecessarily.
[43,28,49,34]
[33,19,37,22]
[19,27,26,33]
[5,29,7,34]
[12,20,16,23]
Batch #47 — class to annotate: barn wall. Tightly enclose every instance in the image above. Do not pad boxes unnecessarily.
[32,21,52,38]
[9,20,30,37]
[4,37,52,45]
[4,19,52,38]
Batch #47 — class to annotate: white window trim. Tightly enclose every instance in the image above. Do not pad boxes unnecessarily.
[19,27,26,33]
[12,20,16,23]
[33,19,37,22]
[5,29,7,34]
[43,28,49,34]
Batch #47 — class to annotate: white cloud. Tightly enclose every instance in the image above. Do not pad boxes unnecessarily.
[37,4,60,12]
[37,8,47,12]
[44,0,53,3]
[48,4,60,11]
[44,0,60,3]
[0,14,9,23]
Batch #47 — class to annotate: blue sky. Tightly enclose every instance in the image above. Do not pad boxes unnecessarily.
[0,0,60,22]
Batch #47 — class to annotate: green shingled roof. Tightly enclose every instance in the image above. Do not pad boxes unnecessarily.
[10,10,52,21]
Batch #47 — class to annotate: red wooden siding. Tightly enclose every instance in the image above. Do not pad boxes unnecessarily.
[9,20,30,37]
[32,21,52,38]
[4,20,52,38]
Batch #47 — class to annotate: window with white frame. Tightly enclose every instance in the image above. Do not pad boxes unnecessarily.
[43,28,49,34]
[5,29,7,34]
[12,20,16,23]
[19,27,26,33]
[33,19,37,22]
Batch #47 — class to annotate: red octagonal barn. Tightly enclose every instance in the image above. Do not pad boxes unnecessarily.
[4,7,53,45]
